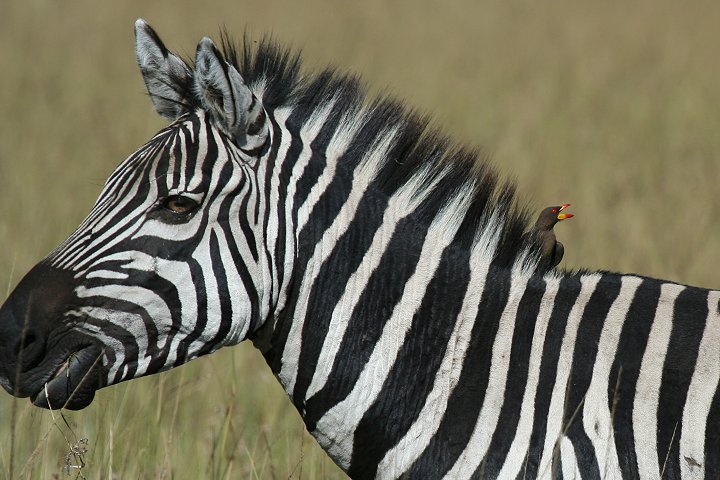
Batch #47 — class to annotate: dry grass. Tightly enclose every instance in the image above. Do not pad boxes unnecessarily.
[1,0,719,478]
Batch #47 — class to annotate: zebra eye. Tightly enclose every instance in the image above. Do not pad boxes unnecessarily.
[161,195,199,215]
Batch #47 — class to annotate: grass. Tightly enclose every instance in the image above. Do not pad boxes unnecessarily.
[2,345,344,478]
[1,0,720,478]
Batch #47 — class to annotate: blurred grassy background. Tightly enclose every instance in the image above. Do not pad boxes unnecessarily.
[1,0,720,478]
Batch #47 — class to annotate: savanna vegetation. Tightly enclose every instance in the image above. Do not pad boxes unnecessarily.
[1,1,719,478]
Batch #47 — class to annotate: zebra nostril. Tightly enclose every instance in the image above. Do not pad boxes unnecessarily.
[14,331,45,371]
[14,332,35,355]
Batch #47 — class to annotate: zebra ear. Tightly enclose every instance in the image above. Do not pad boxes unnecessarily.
[194,37,269,153]
[134,19,193,121]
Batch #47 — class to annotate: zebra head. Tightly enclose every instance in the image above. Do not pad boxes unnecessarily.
[0,21,278,409]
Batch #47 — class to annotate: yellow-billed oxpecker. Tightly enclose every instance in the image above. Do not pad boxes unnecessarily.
[527,203,573,271]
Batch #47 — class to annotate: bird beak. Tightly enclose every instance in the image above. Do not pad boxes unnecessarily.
[557,204,573,221]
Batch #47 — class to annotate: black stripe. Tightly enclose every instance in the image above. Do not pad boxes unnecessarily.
[479,275,547,478]
[348,242,471,479]
[181,116,203,183]
[98,270,177,375]
[239,140,269,158]
[265,133,357,374]
[524,273,582,479]
[60,158,157,265]
[205,231,233,349]
[253,111,281,226]
[270,112,308,309]
[172,256,207,366]
[103,133,164,189]
[217,222,261,334]
[169,126,186,191]
[291,188,389,405]
[259,106,304,351]
[245,106,265,136]
[658,286,708,479]
[271,104,406,346]
[401,265,511,478]
[80,300,144,382]
[252,113,282,327]
[608,278,661,479]
[234,168,260,263]
[564,274,621,480]
[154,135,173,190]
[302,214,429,429]
[704,293,720,480]
[291,108,344,221]
[705,381,720,480]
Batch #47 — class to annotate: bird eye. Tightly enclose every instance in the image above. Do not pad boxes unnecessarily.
[161,195,199,215]
[551,209,557,214]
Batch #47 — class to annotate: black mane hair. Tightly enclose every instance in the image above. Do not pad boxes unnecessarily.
[174,33,538,270]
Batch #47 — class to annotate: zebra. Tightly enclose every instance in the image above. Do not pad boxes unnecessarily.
[0,19,718,479]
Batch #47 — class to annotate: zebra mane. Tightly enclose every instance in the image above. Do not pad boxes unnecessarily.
[166,33,537,270]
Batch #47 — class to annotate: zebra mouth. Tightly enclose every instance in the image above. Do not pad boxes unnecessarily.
[30,345,104,410]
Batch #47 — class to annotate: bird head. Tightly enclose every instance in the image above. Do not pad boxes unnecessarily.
[535,203,574,229]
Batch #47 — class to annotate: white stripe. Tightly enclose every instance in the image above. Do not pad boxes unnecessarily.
[583,275,642,478]
[60,135,172,270]
[175,231,221,365]
[60,189,150,271]
[443,273,531,480]
[276,101,337,314]
[680,290,720,479]
[184,113,209,194]
[304,178,437,401]
[296,109,365,233]
[537,273,602,478]
[560,435,583,480]
[253,106,292,324]
[279,128,398,395]
[75,129,185,262]
[74,322,124,382]
[179,126,244,354]
[75,285,166,377]
[89,309,151,376]
[634,282,685,479]
[63,115,205,271]
[495,276,561,479]
[85,270,128,280]
[177,126,187,192]
[214,226,254,343]
[313,193,470,470]
[165,130,179,191]
[263,106,294,309]
[118,250,199,364]
[226,170,262,309]
[375,236,493,478]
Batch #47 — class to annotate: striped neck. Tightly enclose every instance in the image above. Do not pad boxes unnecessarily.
[258,236,719,478]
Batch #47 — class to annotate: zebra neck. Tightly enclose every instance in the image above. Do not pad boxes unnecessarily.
[255,247,720,477]
[250,98,719,476]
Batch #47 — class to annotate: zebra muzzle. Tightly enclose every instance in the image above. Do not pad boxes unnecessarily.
[0,264,106,410]
[29,345,104,410]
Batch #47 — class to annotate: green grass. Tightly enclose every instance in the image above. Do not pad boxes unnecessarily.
[1,0,719,478]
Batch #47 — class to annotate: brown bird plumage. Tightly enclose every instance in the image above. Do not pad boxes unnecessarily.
[526,204,574,271]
